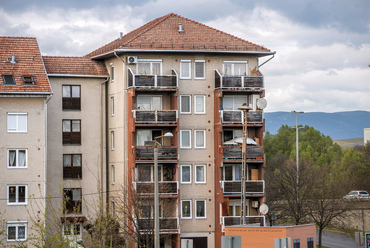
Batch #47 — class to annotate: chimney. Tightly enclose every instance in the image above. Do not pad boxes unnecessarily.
[11,54,16,64]
[120,32,123,39]
[178,23,184,33]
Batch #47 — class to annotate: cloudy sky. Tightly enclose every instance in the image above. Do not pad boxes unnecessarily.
[1,0,369,113]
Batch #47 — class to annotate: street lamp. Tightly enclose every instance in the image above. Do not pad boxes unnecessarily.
[291,111,304,201]
[153,132,173,248]
[238,103,252,225]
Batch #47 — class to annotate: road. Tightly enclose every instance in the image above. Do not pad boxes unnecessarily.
[318,229,360,248]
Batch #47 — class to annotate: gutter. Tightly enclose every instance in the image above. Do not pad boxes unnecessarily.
[47,74,109,78]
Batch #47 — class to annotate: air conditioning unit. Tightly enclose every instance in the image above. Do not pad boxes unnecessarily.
[127,56,138,64]
[252,201,259,208]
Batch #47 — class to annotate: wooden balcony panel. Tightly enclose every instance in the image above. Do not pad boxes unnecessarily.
[222,181,264,194]
[137,218,178,231]
[221,111,263,124]
[222,216,264,227]
[222,146,263,159]
[157,75,177,87]
[244,76,263,88]
[135,146,177,160]
[134,110,177,124]
[135,75,156,87]
[135,182,178,195]
[222,77,242,88]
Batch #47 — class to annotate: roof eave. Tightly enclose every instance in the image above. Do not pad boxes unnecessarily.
[90,49,276,60]
[47,74,109,78]
[0,91,52,96]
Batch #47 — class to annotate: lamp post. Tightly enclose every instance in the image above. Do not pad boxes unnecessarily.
[291,111,304,201]
[238,103,252,225]
[153,132,173,248]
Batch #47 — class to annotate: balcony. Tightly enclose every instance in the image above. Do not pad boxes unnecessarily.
[215,70,264,90]
[221,216,265,228]
[135,217,179,233]
[220,110,263,124]
[220,180,265,195]
[222,145,263,160]
[135,146,177,161]
[133,181,179,196]
[132,110,178,124]
[128,69,178,89]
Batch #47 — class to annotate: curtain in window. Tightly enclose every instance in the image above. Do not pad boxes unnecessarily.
[153,63,161,75]
[137,96,151,110]
[195,61,204,78]
[18,150,26,167]
[180,62,190,78]
[18,115,27,132]
[72,86,80,97]
[223,64,232,76]
[181,131,190,147]
[8,226,16,240]
[137,130,151,146]
[63,155,71,166]
[195,96,205,113]
[196,166,204,182]
[9,150,16,167]
[181,96,190,113]
[182,166,190,182]
[17,226,25,239]
[195,130,205,147]
[73,155,81,166]
[73,189,81,201]
[63,121,71,132]
[62,86,71,97]
[138,62,151,75]
[72,120,80,132]
[234,63,246,76]
[234,164,241,181]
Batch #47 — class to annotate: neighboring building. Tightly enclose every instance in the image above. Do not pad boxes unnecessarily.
[0,37,52,245]
[1,13,275,247]
[364,128,370,144]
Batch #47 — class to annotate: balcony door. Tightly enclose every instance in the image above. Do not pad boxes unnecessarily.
[222,96,249,111]
[229,199,249,216]
[223,61,247,76]
[223,164,242,181]
[137,129,162,146]
[223,129,242,144]
[137,60,162,75]
[137,95,162,111]
[137,164,164,182]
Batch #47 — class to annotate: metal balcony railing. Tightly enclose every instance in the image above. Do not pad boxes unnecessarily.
[220,110,263,124]
[132,110,178,124]
[215,70,264,89]
[128,69,178,88]
[135,146,177,160]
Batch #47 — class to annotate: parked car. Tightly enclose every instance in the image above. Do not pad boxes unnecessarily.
[343,190,369,199]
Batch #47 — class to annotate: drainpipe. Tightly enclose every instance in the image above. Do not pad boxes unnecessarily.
[100,77,109,216]
[258,54,275,69]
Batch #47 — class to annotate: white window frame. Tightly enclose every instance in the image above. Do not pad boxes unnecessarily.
[181,165,191,184]
[110,63,114,82]
[137,95,162,111]
[194,95,206,114]
[195,164,206,184]
[194,130,206,149]
[111,97,114,116]
[180,60,191,79]
[180,95,191,114]
[181,200,192,219]
[7,185,27,205]
[137,59,162,75]
[7,221,27,242]
[194,60,205,79]
[7,113,27,133]
[111,131,115,150]
[222,95,249,111]
[222,61,248,76]
[111,165,115,184]
[7,149,27,168]
[63,222,82,241]
[195,200,206,219]
[180,130,192,149]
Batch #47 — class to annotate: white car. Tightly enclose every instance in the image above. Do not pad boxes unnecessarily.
[343,190,369,199]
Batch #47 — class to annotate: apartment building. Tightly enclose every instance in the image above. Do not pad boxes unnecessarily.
[0,37,52,245]
[1,13,274,248]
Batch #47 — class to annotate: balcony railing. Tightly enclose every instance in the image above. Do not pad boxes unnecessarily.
[135,146,177,160]
[215,70,264,89]
[220,110,263,124]
[221,216,265,228]
[222,146,263,159]
[133,181,179,196]
[128,69,178,89]
[132,110,178,124]
[135,217,179,232]
[220,180,265,194]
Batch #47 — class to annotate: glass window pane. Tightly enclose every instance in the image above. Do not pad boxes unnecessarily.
[138,63,151,75]
[137,96,152,110]
[73,189,81,201]
[73,155,81,166]
[234,63,246,76]
[195,96,205,113]
[137,130,151,146]
[74,224,80,235]
[181,95,190,113]
[63,155,72,166]
[9,187,16,202]
[18,150,26,167]
[9,150,16,167]
[195,61,204,78]
[181,62,190,78]
[235,206,241,216]
[223,64,232,76]
[234,164,241,181]
[18,186,26,203]
[138,165,152,181]
[225,166,233,181]
[181,131,190,148]
[196,166,205,182]
[182,166,190,183]
[18,226,25,239]
[195,130,205,148]
[153,63,161,75]
[18,115,27,132]
[63,120,71,132]
[72,120,80,132]
[63,86,71,97]
[196,201,205,217]
[222,98,233,110]
[7,115,17,131]
[182,201,191,217]
[72,86,80,97]
[234,96,248,110]
[8,226,16,240]
[64,224,71,235]
[152,96,161,110]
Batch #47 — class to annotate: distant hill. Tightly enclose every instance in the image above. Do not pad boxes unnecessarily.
[264,111,370,141]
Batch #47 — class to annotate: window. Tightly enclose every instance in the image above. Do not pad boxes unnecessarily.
[139,202,164,218]
[7,149,27,168]
[195,200,206,219]
[7,222,27,241]
[223,164,241,181]
[194,95,205,114]
[293,239,300,248]
[136,164,168,182]
[7,113,27,132]
[62,120,81,145]
[62,85,81,110]
[64,188,82,213]
[180,95,191,114]
[111,97,114,116]
[223,96,249,111]
[194,60,205,79]
[194,130,206,149]
[110,63,114,82]
[228,200,241,216]
[195,165,206,183]
[223,129,242,143]
[111,131,115,150]
[180,60,191,79]
[307,237,314,248]
[7,185,27,205]
[180,130,191,149]
[22,75,35,85]
[137,60,162,75]
[111,165,115,184]
[2,75,15,85]
[63,223,81,240]
[181,200,192,219]
[137,129,162,146]
[181,165,191,184]
[137,95,162,110]
[63,154,82,179]
[223,61,248,76]
[111,201,116,216]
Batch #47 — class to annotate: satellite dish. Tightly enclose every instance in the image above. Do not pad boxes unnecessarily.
[259,204,269,215]
[256,98,267,110]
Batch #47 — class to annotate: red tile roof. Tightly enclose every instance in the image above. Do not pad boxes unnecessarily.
[86,13,271,58]
[42,56,108,76]
[0,37,51,93]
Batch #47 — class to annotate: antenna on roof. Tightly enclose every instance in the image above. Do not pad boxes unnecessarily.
[120,32,123,39]
[11,54,16,64]
[178,23,184,33]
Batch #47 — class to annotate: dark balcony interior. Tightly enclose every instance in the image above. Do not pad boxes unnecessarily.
[222,216,264,227]
[134,110,177,124]
[215,70,264,89]
[222,146,263,159]
[222,181,264,195]
[128,69,177,88]
[136,218,179,232]
[135,146,177,160]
